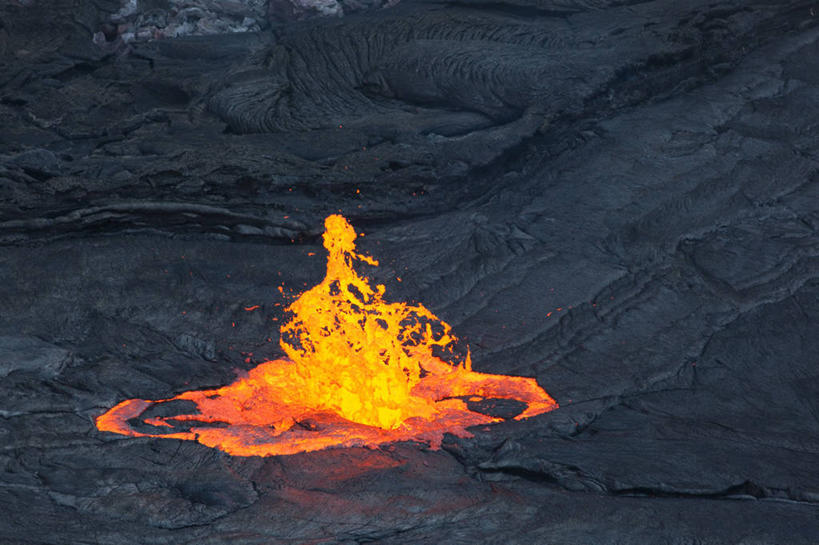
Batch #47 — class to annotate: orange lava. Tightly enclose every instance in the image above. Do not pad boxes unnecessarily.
[96,215,558,456]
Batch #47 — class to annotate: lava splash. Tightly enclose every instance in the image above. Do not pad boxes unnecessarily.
[97,215,558,456]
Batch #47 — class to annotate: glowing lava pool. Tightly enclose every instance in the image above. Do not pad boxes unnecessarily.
[97,215,558,456]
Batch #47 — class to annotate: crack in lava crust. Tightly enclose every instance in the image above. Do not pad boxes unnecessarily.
[96,215,558,456]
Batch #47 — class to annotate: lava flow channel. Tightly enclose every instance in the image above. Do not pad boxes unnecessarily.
[96,215,558,456]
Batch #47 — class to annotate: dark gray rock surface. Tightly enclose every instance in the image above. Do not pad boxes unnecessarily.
[1,0,818,543]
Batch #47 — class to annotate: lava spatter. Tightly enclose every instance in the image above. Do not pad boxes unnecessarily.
[96,215,558,456]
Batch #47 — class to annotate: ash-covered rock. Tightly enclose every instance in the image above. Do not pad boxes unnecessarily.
[96,0,400,46]
[100,0,268,44]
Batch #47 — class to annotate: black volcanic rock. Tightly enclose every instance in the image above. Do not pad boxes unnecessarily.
[1,0,818,543]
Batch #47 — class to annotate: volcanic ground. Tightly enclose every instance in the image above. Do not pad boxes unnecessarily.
[1,1,818,544]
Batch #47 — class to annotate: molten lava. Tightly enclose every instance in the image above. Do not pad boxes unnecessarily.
[97,215,558,456]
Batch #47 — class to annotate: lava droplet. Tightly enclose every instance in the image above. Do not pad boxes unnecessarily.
[96,215,558,456]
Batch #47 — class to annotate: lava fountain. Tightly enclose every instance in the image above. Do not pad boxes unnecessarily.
[97,215,558,456]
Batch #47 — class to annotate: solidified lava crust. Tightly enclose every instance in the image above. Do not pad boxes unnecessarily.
[1,0,818,543]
